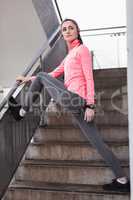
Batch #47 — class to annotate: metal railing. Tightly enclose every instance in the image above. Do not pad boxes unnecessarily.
[81,26,127,69]
[52,0,127,69]
[0,26,61,116]
[0,25,62,199]
[0,1,64,198]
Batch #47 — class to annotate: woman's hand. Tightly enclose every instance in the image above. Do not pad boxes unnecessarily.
[84,108,95,122]
[16,76,32,84]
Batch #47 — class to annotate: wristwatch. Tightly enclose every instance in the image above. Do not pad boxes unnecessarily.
[85,104,96,110]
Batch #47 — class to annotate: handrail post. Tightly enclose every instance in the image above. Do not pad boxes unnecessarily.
[39,55,43,71]
[91,50,94,69]
[39,56,47,126]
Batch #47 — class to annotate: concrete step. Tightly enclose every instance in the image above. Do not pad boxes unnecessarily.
[34,125,128,143]
[95,85,127,99]
[46,111,128,127]
[25,141,129,161]
[95,111,128,125]
[15,160,129,185]
[94,68,127,89]
[4,181,130,200]
[95,78,126,89]
[96,96,127,113]
[95,85,127,114]
[94,68,127,79]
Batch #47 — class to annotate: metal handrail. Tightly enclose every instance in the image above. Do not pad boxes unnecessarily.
[81,26,126,37]
[80,25,126,32]
[81,31,126,37]
[0,26,61,113]
[81,27,127,69]
[54,0,63,22]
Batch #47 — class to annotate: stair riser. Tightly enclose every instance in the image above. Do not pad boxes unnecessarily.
[95,86,127,100]
[46,112,128,126]
[95,79,126,89]
[4,189,130,200]
[26,145,129,161]
[95,112,128,125]
[94,68,126,78]
[96,97,127,112]
[35,127,128,142]
[16,166,129,185]
[51,95,126,114]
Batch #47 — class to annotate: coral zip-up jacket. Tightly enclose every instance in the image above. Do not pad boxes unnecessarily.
[49,39,95,105]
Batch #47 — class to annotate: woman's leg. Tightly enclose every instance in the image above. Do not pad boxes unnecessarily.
[72,110,126,178]
[24,72,85,112]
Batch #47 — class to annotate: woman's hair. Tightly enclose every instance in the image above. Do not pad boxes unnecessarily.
[61,18,83,44]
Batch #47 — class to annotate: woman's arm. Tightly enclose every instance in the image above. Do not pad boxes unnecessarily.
[79,45,95,105]
[49,60,64,78]
[16,60,65,84]
[79,45,95,122]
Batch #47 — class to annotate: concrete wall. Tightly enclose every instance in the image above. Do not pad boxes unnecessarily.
[0,0,47,88]
[127,0,133,196]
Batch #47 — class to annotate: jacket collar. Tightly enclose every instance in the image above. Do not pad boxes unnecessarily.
[69,39,81,50]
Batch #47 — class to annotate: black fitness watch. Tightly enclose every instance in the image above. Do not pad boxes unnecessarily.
[85,104,96,110]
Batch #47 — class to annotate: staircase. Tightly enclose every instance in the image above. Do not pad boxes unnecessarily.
[3,68,130,200]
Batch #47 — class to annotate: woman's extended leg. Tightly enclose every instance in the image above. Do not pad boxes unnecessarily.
[72,110,126,178]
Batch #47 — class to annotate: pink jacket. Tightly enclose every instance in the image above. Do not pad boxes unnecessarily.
[49,39,95,104]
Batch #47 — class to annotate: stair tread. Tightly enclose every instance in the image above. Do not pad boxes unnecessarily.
[38,124,128,130]
[21,159,129,167]
[94,68,127,77]
[45,111,128,126]
[35,125,128,143]
[30,140,129,146]
[9,180,129,195]
[46,110,127,114]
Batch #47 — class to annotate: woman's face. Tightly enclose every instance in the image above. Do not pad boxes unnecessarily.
[61,20,79,42]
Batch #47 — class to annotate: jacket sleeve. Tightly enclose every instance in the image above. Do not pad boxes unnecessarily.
[30,76,36,81]
[29,60,64,81]
[49,60,64,78]
[79,46,95,105]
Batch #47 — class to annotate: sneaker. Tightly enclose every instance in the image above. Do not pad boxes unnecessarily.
[103,178,130,192]
[8,96,23,121]
[30,137,35,144]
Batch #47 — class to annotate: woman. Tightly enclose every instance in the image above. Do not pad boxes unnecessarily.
[9,19,130,192]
